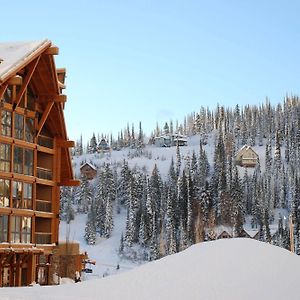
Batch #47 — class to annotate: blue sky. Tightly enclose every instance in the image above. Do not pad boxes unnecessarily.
[2,1,300,142]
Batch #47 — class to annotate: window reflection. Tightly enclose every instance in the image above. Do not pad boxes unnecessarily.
[12,181,22,209]
[0,215,8,242]
[1,110,12,137]
[14,146,23,174]
[0,179,10,207]
[0,143,11,172]
[14,113,24,140]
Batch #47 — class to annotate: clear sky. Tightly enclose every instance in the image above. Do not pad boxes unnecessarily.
[2,1,300,142]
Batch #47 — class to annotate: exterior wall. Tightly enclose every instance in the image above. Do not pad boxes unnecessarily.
[0,44,74,287]
[80,165,97,180]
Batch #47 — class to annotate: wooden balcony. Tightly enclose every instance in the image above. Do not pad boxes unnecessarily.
[37,167,53,180]
[36,199,52,213]
[37,135,54,149]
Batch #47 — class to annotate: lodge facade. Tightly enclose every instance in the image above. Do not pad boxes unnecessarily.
[0,40,79,287]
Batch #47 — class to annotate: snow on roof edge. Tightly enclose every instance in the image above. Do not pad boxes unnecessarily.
[0,39,51,83]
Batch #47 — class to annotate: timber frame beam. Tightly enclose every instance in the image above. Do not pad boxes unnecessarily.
[13,56,41,110]
[0,83,8,101]
[36,101,54,137]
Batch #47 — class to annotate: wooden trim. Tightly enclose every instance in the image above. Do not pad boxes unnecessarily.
[36,102,54,137]
[7,75,23,86]
[44,46,59,55]
[11,209,34,217]
[0,83,8,100]
[36,178,55,186]
[35,211,56,218]
[37,145,54,154]
[53,94,67,103]
[57,139,74,148]
[58,179,81,187]
[14,57,40,110]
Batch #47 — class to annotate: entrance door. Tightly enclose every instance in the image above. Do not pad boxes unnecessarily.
[21,268,27,286]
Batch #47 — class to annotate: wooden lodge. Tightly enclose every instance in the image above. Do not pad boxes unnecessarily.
[80,162,97,180]
[0,40,79,287]
[235,145,259,168]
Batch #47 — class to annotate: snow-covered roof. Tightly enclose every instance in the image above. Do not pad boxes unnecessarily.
[235,145,259,159]
[0,40,50,83]
[80,162,97,170]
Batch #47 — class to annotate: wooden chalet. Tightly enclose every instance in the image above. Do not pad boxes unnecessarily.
[80,162,97,180]
[235,145,259,168]
[0,40,79,287]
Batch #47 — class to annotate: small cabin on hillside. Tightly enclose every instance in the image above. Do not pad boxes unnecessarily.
[155,133,188,147]
[98,138,110,153]
[80,162,97,179]
[235,145,259,167]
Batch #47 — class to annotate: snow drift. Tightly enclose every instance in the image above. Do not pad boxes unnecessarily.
[2,239,300,300]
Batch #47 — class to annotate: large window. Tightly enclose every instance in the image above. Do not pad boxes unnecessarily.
[23,183,32,209]
[12,181,33,209]
[13,146,33,176]
[0,179,10,207]
[25,118,34,143]
[1,110,12,137]
[14,146,23,174]
[10,216,31,244]
[22,217,31,243]
[24,149,33,175]
[0,215,8,242]
[0,143,11,172]
[14,113,24,140]
[10,216,21,243]
[12,181,22,209]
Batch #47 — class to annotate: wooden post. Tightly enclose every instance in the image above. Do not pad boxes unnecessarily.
[290,215,294,253]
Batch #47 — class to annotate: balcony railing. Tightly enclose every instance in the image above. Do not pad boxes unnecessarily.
[36,200,52,212]
[35,232,52,244]
[38,135,54,149]
[37,167,53,180]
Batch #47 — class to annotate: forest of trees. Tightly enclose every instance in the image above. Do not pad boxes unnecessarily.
[61,96,300,260]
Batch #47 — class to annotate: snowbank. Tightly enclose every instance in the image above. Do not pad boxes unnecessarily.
[2,239,300,300]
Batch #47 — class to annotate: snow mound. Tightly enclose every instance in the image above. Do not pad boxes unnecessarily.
[2,239,300,300]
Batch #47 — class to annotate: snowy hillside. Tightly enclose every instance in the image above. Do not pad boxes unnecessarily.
[2,239,300,300]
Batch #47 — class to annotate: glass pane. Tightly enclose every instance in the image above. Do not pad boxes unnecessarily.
[0,215,8,242]
[3,86,12,104]
[23,183,32,209]
[0,143,11,172]
[25,118,34,143]
[24,149,33,176]
[27,88,35,111]
[13,146,23,174]
[14,113,24,140]
[10,216,21,243]
[12,181,22,209]
[22,217,31,243]
[1,110,12,137]
[0,179,10,207]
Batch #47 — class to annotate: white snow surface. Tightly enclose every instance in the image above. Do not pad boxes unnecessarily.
[0,40,49,81]
[1,239,300,300]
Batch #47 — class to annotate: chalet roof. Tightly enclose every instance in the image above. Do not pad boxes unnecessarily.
[80,162,97,171]
[0,40,51,84]
[0,40,76,186]
[235,145,259,158]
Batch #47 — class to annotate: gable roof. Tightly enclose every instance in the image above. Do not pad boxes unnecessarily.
[0,40,51,84]
[235,145,259,159]
[80,162,97,171]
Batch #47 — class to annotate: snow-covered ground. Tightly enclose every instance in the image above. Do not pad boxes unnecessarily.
[2,239,300,300]
[59,208,144,279]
